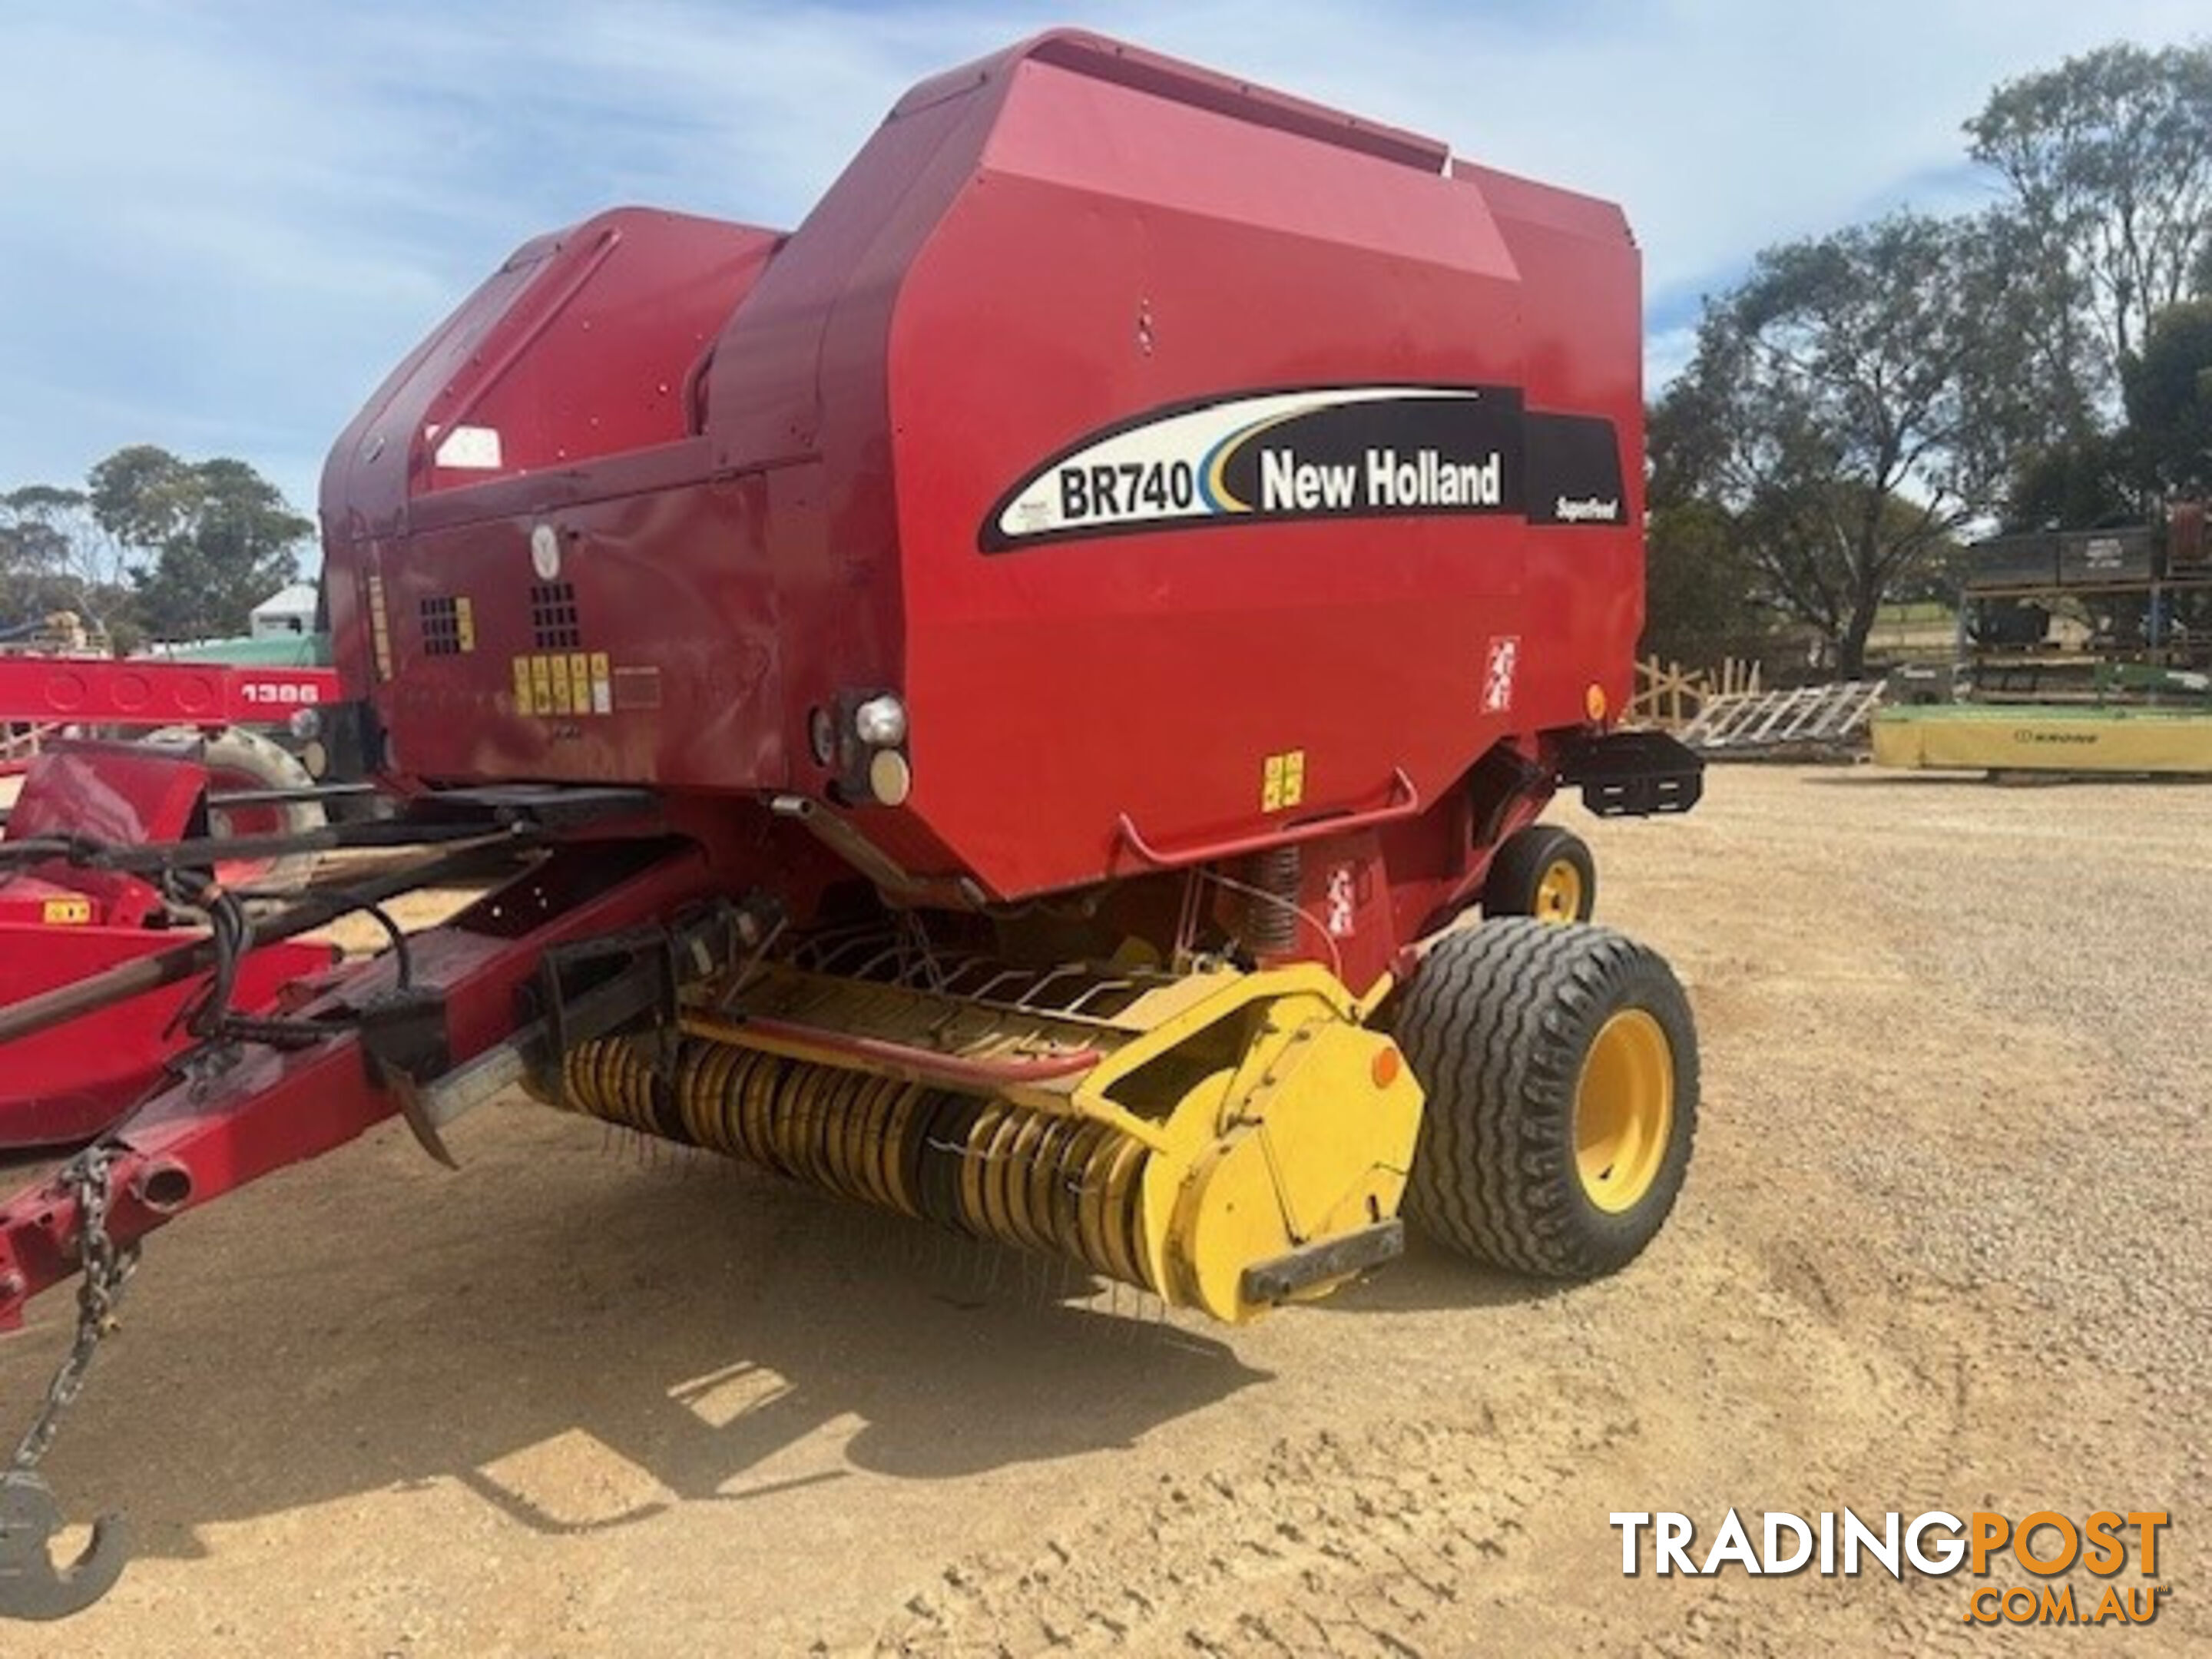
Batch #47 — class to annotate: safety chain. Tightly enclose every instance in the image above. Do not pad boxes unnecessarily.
[8,1147,140,1476]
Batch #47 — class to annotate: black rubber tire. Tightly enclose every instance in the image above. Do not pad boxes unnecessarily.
[1396,918,1697,1280]
[143,724,326,895]
[1483,823,1595,922]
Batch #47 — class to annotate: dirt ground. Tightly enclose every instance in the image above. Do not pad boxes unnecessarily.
[2,764,2205,1656]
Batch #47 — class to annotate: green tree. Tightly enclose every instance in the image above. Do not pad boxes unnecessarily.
[87,446,312,641]
[1967,43,2212,407]
[1640,498,1772,664]
[86,445,201,550]
[1660,214,2007,675]
[1640,393,1774,663]
[0,507,71,624]
[2121,299,2212,495]
[2004,299,2212,522]
[0,483,137,624]
[2002,433,2140,530]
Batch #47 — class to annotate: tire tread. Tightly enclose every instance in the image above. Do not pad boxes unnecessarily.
[1397,918,1698,1279]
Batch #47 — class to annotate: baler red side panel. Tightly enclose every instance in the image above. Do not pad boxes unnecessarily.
[321,209,783,719]
[1455,161,1646,728]
[322,207,781,534]
[349,464,795,791]
[885,49,1636,897]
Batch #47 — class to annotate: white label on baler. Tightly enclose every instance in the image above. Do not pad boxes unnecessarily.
[530,523,562,580]
[433,425,504,470]
[983,385,1526,551]
[1482,635,1519,714]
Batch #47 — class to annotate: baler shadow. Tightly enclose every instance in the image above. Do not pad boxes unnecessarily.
[1791,770,1968,786]
[1793,770,2210,789]
[1320,1230,1571,1316]
[0,1120,1267,1562]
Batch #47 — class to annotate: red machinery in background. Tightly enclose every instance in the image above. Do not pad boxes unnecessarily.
[0,655,346,1148]
[0,32,1700,1618]
[1,655,347,1145]
[0,654,336,773]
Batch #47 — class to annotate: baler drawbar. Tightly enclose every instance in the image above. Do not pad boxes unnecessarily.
[0,30,1702,1618]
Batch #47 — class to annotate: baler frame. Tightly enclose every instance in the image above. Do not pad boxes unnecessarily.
[0,717,1691,1617]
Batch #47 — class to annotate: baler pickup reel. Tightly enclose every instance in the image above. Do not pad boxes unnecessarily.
[335,890,1425,1326]
[559,942,1422,1323]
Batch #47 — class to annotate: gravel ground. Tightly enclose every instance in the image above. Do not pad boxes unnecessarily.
[0,763,2204,1654]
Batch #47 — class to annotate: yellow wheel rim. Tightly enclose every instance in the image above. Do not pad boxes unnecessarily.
[1534,858,1584,923]
[1573,1009,1673,1213]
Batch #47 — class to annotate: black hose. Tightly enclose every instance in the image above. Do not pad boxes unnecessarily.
[0,816,525,876]
[0,837,525,1048]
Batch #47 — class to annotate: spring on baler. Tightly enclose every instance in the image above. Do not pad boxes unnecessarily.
[559,1036,1157,1292]
[1240,843,1303,955]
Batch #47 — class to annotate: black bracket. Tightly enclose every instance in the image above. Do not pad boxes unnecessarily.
[1241,1220,1405,1306]
[357,985,459,1167]
[416,785,665,834]
[357,985,452,1086]
[522,901,756,1097]
[531,927,683,1087]
[1556,730,1705,818]
[351,902,750,1166]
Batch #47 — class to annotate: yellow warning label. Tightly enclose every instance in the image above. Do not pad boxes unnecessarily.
[366,572,394,682]
[455,594,477,653]
[41,896,94,926]
[1261,749,1307,813]
[511,651,621,719]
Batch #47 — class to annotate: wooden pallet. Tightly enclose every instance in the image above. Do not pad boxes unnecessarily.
[0,721,58,778]
[1677,681,1885,754]
[1628,654,1763,729]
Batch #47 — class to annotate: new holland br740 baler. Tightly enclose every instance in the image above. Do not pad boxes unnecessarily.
[0,31,1701,1618]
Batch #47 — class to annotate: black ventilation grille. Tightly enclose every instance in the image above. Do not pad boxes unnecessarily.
[419,595,464,657]
[530,581,581,650]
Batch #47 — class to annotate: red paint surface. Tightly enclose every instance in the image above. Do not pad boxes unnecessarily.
[0,657,336,725]
[2,742,207,926]
[0,926,334,1151]
[322,29,1641,914]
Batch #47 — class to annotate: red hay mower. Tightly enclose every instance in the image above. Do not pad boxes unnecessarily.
[0,655,345,1150]
[0,31,1700,1619]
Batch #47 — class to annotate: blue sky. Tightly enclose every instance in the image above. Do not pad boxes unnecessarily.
[2,0,2205,519]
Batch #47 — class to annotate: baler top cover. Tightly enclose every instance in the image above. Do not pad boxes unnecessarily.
[323,30,1645,902]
